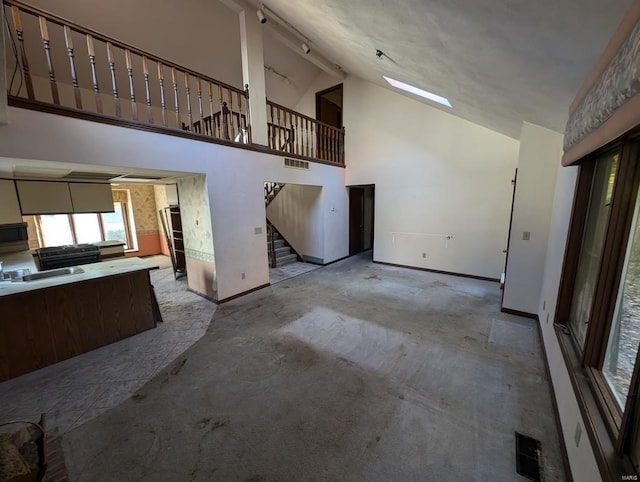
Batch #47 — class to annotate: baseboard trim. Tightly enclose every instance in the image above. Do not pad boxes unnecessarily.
[187,288,217,303]
[500,307,538,320]
[216,283,271,304]
[536,320,574,482]
[373,260,500,283]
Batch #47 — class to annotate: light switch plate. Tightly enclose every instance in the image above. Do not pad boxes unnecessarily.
[254,227,262,235]
[523,231,531,241]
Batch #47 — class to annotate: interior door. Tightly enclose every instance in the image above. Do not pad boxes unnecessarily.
[349,187,365,256]
[501,169,518,306]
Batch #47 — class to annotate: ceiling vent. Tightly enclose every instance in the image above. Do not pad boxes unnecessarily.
[116,174,167,180]
[284,158,309,170]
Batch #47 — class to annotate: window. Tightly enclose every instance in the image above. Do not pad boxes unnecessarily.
[558,136,640,477]
[35,194,135,250]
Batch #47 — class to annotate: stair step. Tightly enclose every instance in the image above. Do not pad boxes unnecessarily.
[271,239,285,249]
[276,253,298,266]
[274,246,290,255]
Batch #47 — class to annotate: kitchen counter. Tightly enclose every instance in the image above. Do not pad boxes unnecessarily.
[0,256,159,381]
[0,257,158,297]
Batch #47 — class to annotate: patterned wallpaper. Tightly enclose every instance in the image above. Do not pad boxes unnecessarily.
[564,22,640,153]
[177,175,214,260]
[114,184,159,236]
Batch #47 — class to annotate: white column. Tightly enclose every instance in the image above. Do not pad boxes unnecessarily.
[239,8,268,146]
[0,0,8,125]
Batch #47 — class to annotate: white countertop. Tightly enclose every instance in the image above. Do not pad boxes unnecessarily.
[0,257,158,297]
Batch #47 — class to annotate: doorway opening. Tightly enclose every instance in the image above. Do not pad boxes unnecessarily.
[316,84,343,128]
[348,185,375,257]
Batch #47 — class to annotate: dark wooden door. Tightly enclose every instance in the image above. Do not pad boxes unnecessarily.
[349,187,365,256]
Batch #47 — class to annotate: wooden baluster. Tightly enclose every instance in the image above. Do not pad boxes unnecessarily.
[124,49,137,120]
[184,72,193,130]
[305,119,309,157]
[277,108,282,150]
[11,7,34,99]
[196,77,204,134]
[331,128,336,162]
[328,127,333,162]
[341,127,345,164]
[219,86,229,139]
[296,115,302,154]
[142,56,153,123]
[227,90,235,140]
[86,35,103,113]
[171,67,180,128]
[106,42,121,117]
[237,91,243,142]
[157,62,167,126]
[38,17,59,104]
[310,121,315,158]
[208,82,215,136]
[63,26,82,109]
[269,104,274,149]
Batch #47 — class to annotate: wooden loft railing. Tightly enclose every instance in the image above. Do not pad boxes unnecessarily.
[2,0,345,166]
[3,0,251,144]
[267,100,345,165]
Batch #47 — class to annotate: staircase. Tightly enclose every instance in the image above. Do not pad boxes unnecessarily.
[268,228,298,267]
[265,182,299,268]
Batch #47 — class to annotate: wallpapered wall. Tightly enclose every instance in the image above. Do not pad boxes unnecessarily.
[154,184,170,256]
[177,174,214,261]
[115,184,158,235]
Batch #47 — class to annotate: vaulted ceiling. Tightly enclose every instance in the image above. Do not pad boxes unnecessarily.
[256,0,633,139]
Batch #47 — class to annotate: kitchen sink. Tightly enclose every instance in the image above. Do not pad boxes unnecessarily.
[18,266,85,282]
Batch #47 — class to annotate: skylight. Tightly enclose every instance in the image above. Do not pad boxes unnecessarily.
[383,76,452,108]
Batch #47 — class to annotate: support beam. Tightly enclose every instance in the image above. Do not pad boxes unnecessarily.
[239,8,268,146]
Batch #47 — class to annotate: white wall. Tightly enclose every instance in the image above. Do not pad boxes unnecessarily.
[266,184,324,262]
[503,122,563,314]
[538,164,602,481]
[328,76,520,279]
[0,107,349,300]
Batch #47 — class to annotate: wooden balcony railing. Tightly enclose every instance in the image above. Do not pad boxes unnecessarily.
[267,100,345,165]
[3,0,251,144]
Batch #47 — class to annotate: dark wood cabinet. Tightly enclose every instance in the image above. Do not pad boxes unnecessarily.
[0,269,155,381]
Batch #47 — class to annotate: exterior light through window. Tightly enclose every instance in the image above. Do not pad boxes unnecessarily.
[383,76,452,108]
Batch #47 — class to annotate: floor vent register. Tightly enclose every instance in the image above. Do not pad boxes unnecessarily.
[515,431,542,481]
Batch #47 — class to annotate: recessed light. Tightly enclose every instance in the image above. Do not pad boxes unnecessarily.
[383,76,452,108]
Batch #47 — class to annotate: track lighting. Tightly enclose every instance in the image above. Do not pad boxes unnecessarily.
[301,42,311,54]
[257,7,267,24]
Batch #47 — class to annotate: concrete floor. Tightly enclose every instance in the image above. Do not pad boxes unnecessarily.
[18,254,565,481]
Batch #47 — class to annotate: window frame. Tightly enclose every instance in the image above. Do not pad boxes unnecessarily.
[34,201,135,250]
[556,133,640,479]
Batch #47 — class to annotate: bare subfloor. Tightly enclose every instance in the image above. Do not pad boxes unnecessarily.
[62,254,564,481]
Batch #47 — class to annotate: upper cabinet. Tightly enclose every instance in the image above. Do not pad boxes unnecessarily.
[16,180,73,214]
[15,181,115,215]
[0,180,23,224]
[69,183,114,213]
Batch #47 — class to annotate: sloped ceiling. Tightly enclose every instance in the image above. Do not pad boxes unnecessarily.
[256,0,633,138]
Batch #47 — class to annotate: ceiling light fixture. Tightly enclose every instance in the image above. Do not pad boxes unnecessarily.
[301,42,311,55]
[256,6,267,24]
[383,76,452,108]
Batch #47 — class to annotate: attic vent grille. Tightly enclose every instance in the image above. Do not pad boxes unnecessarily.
[284,158,309,170]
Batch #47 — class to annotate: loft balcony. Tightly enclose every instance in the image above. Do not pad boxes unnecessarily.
[2,0,345,166]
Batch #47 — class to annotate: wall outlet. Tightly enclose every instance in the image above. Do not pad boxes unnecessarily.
[241,272,245,279]
[254,227,262,235]
[422,252,426,258]
[522,231,531,241]
[574,422,582,447]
